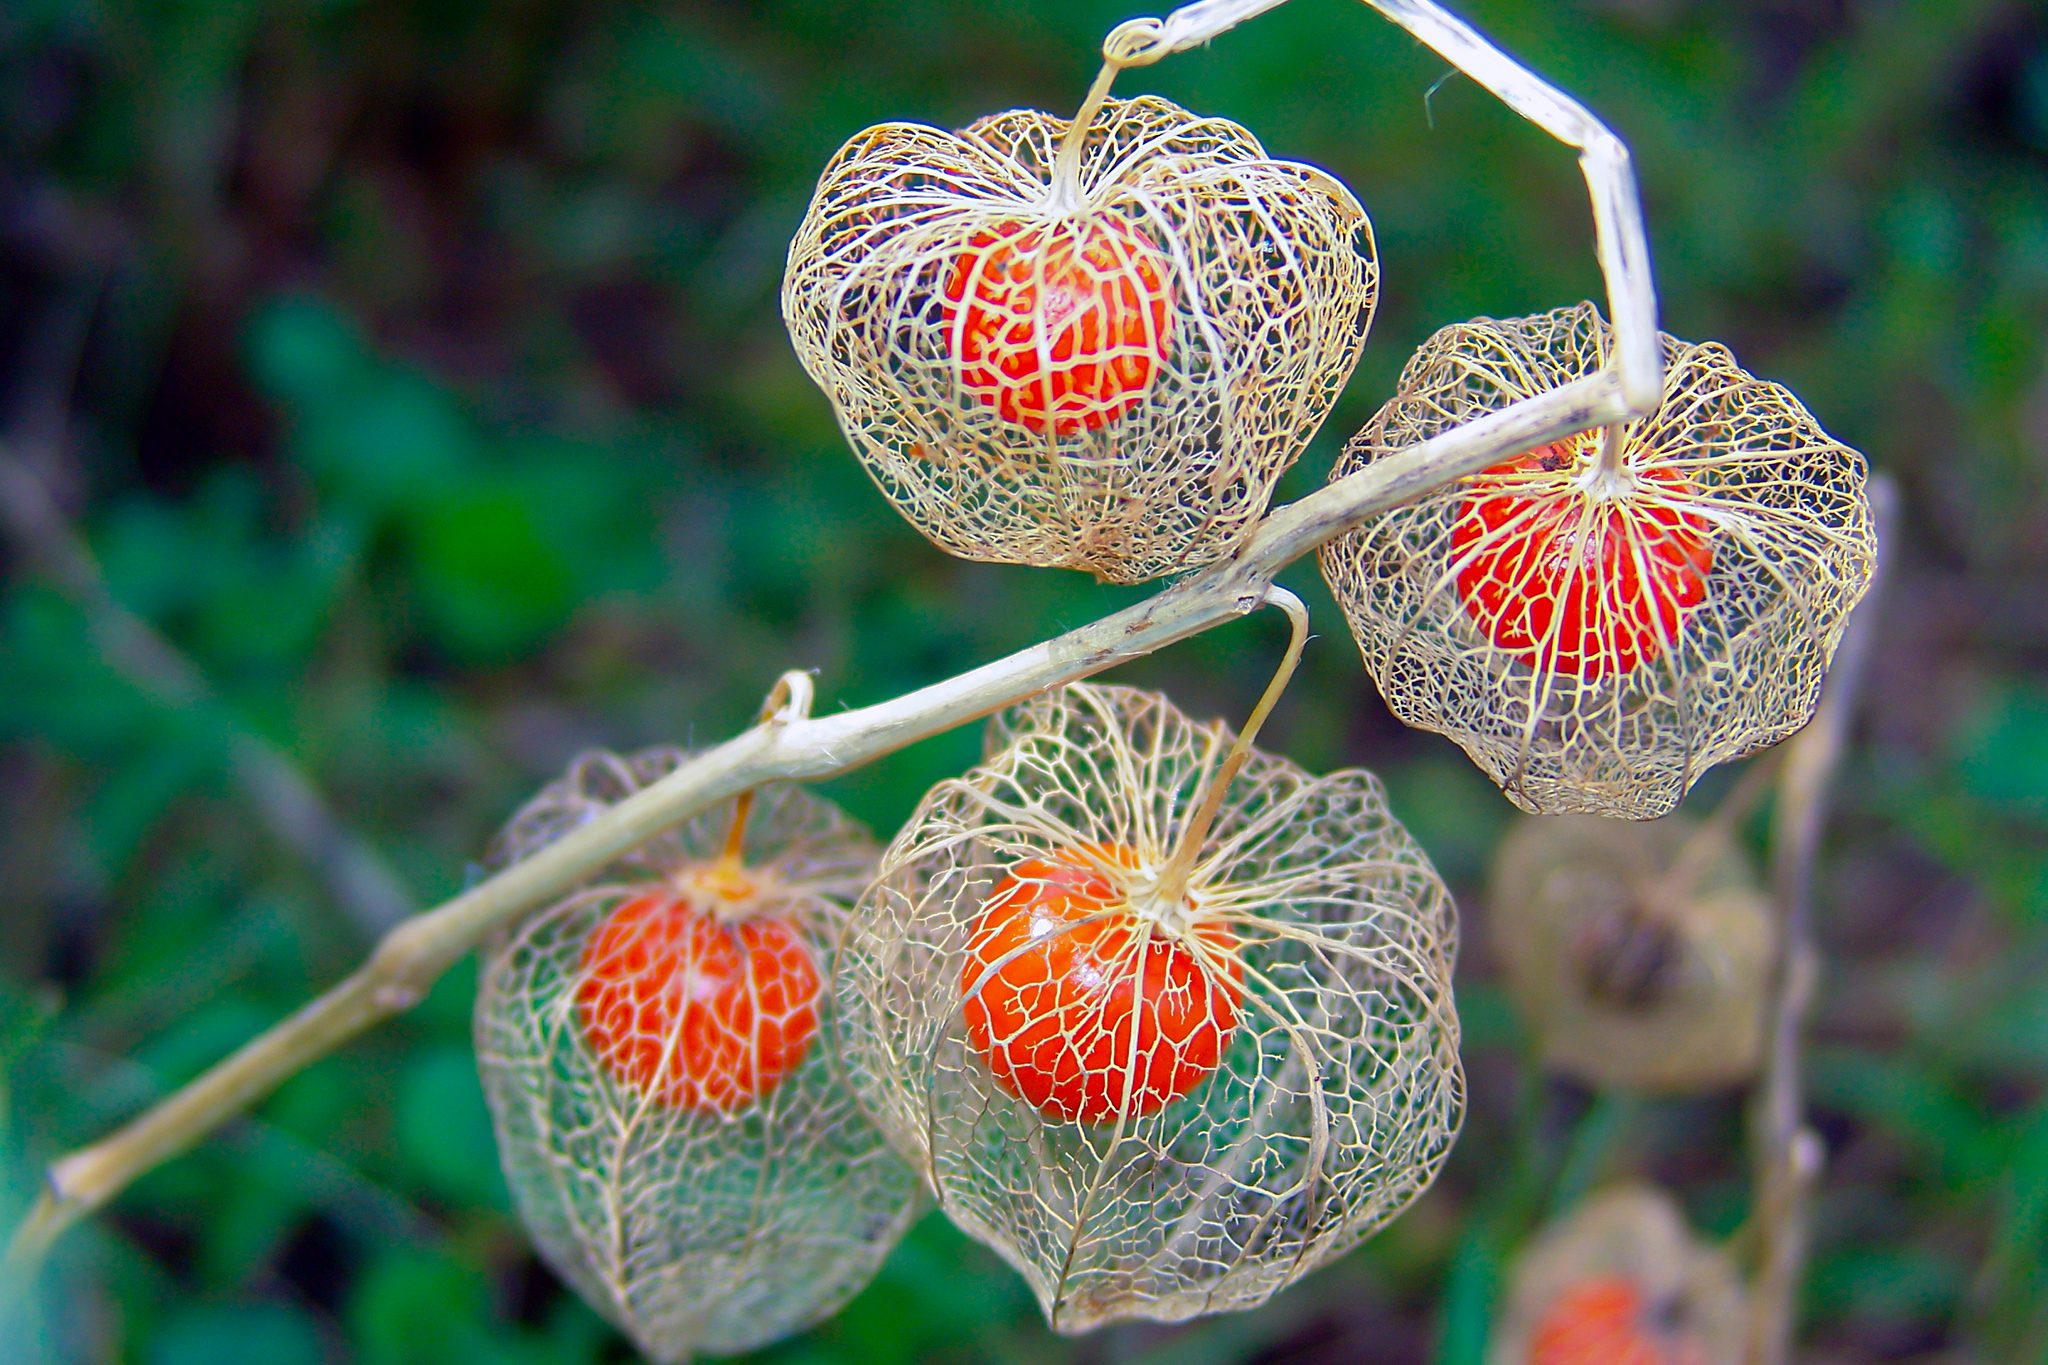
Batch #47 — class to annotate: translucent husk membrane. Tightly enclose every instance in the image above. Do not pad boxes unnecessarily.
[834,683,1462,1331]
[783,94,1377,583]
[1489,814,1772,1093]
[1490,1185,1747,1365]
[474,750,920,1361]
[1319,302,1876,818]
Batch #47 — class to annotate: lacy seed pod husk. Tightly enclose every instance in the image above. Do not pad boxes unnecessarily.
[783,95,1377,583]
[1490,1185,1747,1365]
[1319,302,1875,818]
[474,750,921,1361]
[835,683,1462,1331]
[1489,814,1772,1093]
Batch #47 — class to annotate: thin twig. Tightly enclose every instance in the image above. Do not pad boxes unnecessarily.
[0,449,414,937]
[1746,475,1896,1364]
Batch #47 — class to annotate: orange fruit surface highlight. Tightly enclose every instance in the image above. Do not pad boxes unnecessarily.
[576,890,822,1113]
[959,845,1242,1124]
[1529,1276,1704,1365]
[1452,444,1715,679]
[940,215,1172,435]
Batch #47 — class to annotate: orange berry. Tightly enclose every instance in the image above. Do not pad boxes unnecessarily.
[939,215,1172,435]
[577,891,821,1112]
[959,845,1241,1124]
[1452,445,1714,679]
[1530,1276,1703,1365]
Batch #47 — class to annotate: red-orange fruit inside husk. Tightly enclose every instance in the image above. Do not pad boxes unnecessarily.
[1530,1276,1705,1365]
[939,215,1172,435]
[577,890,821,1112]
[1452,444,1714,679]
[959,844,1242,1124]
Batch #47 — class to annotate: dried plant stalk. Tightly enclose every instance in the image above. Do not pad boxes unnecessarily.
[835,682,1461,1331]
[784,94,1376,583]
[1491,1185,1747,1365]
[1489,814,1772,1093]
[474,749,920,1361]
[1320,302,1875,818]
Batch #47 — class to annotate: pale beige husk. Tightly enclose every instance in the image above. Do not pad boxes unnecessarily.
[1490,1185,1748,1365]
[784,95,1376,583]
[1489,814,1772,1093]
[474,750,921,1361]
[1319,302,1875,818]
[834,682,1462,1331]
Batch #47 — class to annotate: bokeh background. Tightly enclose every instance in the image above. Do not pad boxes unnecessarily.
[2,0,2043,1360]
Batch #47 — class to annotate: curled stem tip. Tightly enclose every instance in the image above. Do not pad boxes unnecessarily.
[1102,17,1168,66]
[760,669,815,726]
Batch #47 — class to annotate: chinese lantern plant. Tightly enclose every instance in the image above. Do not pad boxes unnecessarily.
[783,81,1376,583]
[961,841,1246,1124]
[1491,1186,1747,1365]
[1488,812,1774,1094]
[1320,302,1875,819]
[1449,438,1714,681]
[0,6,1901,1360]
[835,681,1462,1331]
[940,214,1172,436]
[473,749,921,1362]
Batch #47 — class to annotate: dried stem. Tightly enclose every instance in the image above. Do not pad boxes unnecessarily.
[718,791,754,869]
[2,0,1662,1279]
[708,673,812,892]
[1049,60,1122,209]
[1156,585,1308,901]
[1114,0,1662,410]
[1745,475,1895,1364]
[1594,419,1630,486]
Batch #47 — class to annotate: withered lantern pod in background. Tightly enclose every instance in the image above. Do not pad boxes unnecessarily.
[1488,813,1773,1094]
[1491,1185,1747,1365]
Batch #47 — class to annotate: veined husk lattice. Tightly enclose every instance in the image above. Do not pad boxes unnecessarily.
[1490,1186,1746,1365]
[1489,814,1772,1093]
[474,750,920,1361]
[1319,302,1875,818]
[834,683,1461,1331]
[783,95,1376,583]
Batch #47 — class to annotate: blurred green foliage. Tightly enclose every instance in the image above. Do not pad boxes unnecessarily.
[0,0,2044,1360]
